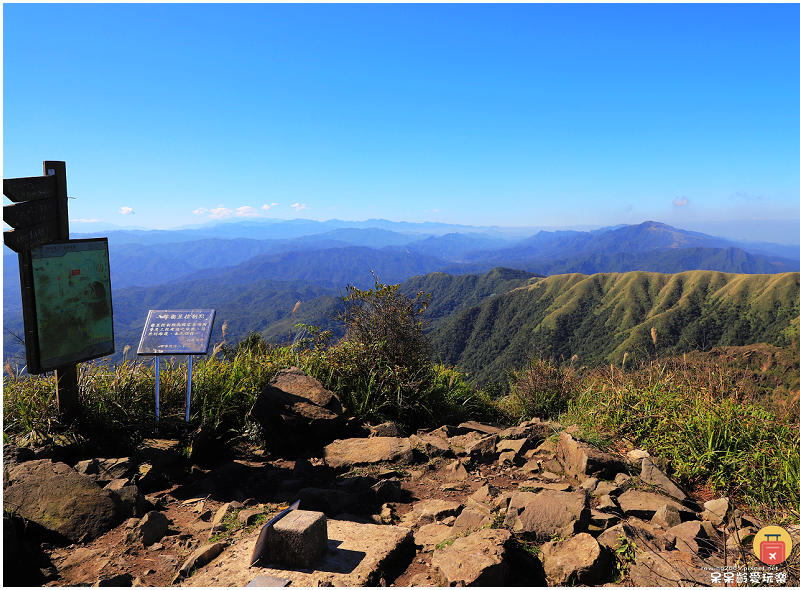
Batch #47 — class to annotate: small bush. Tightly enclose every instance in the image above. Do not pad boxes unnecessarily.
[507,356,579,420]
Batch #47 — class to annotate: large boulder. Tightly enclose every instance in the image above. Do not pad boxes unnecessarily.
[3,459,126,543]
[248,367,346,452]
[503,489,590,542]
[74,457,137,485]
[323,437,414,470]
[541,532,613,586]
[640,457,687,502]
[616,489,694,521]
[556,432,627,481]
[432,528,512,586]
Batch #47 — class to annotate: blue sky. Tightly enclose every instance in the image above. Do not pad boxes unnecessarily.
[4,4,799,241]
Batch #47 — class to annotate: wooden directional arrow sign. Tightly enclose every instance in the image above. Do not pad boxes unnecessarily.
[3,219,60,252]
[3,171,61,252]
[3,197,58,229]
[3,175,57,202]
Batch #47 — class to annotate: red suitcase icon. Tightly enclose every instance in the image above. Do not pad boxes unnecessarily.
[760,534,786,565]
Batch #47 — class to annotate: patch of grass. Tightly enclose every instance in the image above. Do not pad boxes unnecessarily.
[565,358,800,515]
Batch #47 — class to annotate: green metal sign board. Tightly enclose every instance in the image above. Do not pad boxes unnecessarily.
[25,238,115,373]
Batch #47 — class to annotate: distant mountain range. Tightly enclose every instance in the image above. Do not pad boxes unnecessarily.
[4,219,800,371]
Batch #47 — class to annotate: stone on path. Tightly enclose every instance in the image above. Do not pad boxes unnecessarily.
[628,549,709,587]
[503,489,590,542]
[181,519,413,587]
[249,367,346,453]
[176,542,228,581]
[701,497,730,527]
[401,499,462,527]
[414,523,455,551]
[126,511,169,546]
[323,438,414,470]
[652,503,682,530]
[540,532,613,586]
[640,457,687,502]
[556,432,627,481]
[597,520,675,553]
[3,459,125,543]
[431,528,511,586]
[616,489,693,520]
[666,520,720,557]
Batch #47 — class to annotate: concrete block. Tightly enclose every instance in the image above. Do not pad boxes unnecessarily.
[268,510,327,568]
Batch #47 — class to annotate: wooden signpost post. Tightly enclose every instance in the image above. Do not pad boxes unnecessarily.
[3,161,113,417]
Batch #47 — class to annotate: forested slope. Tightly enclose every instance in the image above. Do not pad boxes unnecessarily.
[432,271,800,386]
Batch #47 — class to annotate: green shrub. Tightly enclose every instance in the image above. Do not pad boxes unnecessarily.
[506,355,579,420]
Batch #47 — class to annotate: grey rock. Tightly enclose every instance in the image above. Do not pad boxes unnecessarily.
[464,434,499,464]
[402,499,463,527]
[617,489,693,520]
[297,487,359,515]
[268,510,328,568]
[176,542,227,580]
[640,457,687,501]
[596,494,618,512]
[126,510,169,546]
[3,459,125,543]
[451,508,493,536]
[666,520,720,557]
[541,532,613,586]
[75,457,136,483]
[457,421,502,436]
[370,478,403,503]
[135,439,181,468]
[629,549,708,587]
[248,367,346,453]
[598,520,675,553]
[110,484,149,518]
[323,437,414,470]
[292,458,317,480]
[503,489,590,542]
[556,432,627,481]
[651,502,682,530]
[594,480,621,497]
[409,433,452,458]
[432,528,511,586]
[414,522,454,551]
[701,497,729,526]
[97,572,134,586]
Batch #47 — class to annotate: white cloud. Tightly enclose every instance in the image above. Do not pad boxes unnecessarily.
[119,206,135,215]
[193,208,208,215]
[433,209,440,213]
[235,206,260,217]
[291,203,309,212]
[70,218,101,223]
[673,196,690,207]
[208,206,234,219]
[261,203,279,211]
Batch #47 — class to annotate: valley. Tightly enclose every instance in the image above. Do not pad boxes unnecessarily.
[4,219,800,383]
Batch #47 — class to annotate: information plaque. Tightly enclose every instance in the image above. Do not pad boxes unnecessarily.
[137,309,216,355]
[26,238,115,373]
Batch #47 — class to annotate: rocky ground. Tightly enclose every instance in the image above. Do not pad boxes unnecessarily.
[4,368,799,587]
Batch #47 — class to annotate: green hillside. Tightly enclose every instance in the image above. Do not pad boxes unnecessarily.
[432,271,800,386]
[398,267,543,331]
